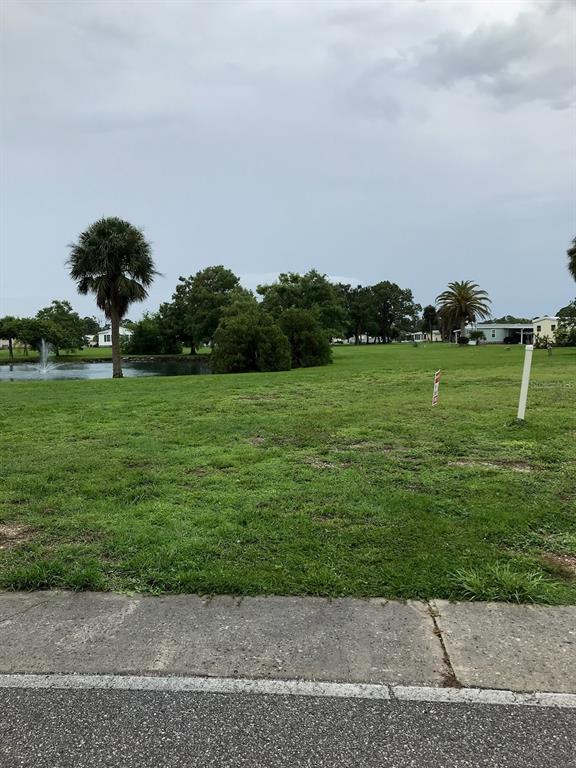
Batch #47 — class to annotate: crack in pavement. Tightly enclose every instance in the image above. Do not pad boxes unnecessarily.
[0,600,52,625]
[426,601,461,689]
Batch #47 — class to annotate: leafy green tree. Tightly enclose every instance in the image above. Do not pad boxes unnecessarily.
[555,299,576,346]
[421,305,438,342]
[212,300,291,374]
[0,316,20,358]
[125,314,182,355]
[557,299,576,324]
[279,308,332,368]
[371,281,421,343]
[36,300,86,355]
[258,270,346,337]
[436,280,491,338]
[339,284,376,344]
[83,316,101,339]
[68,217,156,378]
[14,318,51,356]
[554,325,576,346]
[161,266,246,353]
[568,238,576,281]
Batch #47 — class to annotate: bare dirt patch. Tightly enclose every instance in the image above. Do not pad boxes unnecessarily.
[123,460,155,469]
[542,552,576,580]
[304,457,352,470]
[336,441,396,453]
[185,467,209,477]
[0,523,34,550]
[248,436,266,446]
[449,460,532,474]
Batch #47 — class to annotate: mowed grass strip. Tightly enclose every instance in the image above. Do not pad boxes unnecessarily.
[0,345,575,602]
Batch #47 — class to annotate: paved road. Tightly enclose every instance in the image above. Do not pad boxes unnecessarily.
[1,688,574,768]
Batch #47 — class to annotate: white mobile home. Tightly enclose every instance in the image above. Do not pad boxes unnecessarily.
[97,326,133,347]
[405,330,442,343]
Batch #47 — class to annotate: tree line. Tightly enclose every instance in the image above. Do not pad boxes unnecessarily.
[0,301,100,358]
[2,218,575,378]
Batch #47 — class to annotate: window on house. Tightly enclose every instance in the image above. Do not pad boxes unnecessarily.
[491,330,496,338]
[536,326,541,332]
[104,334,111,343]
[551,324,556,331]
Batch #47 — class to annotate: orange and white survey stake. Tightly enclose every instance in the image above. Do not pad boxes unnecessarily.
[432,369,441,406]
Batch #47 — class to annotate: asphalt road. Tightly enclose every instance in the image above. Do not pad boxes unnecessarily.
[0,689,575,768]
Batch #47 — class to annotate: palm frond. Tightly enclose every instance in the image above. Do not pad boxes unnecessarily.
[68,217,156,319]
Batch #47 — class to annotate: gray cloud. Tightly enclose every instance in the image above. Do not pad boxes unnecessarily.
[1,0,574,321]
[412,3,575,109]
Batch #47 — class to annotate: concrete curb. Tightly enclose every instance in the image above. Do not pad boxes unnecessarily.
[1,592,575,694]
[1,674,575,708]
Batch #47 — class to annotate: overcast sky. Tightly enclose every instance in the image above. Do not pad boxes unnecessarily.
[1,0,575,321]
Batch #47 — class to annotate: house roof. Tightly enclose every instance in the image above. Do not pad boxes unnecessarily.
[532,316,559,323]
[476,322,532,329]
[98,326,133,333]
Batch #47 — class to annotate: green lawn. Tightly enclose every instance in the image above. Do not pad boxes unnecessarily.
[1,344,575,602]
[0,346,113,362]
[0,346,204,362]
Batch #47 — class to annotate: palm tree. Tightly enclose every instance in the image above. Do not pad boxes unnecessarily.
[436,280,491,340]
[68,217,156,378]
[422,305,438,342]
[568,237,576,281]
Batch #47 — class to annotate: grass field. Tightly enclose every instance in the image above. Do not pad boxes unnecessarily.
[0,346,114,362]
[0,346,204,362]
[1,344,575,603]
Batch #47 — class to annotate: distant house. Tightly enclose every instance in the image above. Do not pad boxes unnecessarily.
[405,330,442,343]
[469,316,560,344]
[533,316,559,343]
[346,334,379,344]
[473,321,533,344]
[97,326,133,347]
[0,339,10,350]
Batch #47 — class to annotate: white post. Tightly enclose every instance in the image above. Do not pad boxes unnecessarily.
[517,344,533,422]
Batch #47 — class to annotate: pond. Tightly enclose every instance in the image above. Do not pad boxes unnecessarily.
[0,359,212,382]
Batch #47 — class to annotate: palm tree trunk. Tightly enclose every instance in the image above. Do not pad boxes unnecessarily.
[460,319,466,338]
[110,307,123,378]
[8,337,13,359]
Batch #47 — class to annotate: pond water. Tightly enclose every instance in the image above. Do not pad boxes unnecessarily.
[0,359,211,382]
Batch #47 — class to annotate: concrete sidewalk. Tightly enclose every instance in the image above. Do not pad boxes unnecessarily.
[1,592,574,693]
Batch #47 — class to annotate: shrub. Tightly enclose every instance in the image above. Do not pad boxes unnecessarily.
[457,335,469,345]
[212,302,291,374]
[554,325,576,347]
[534,335,553,349]
[278,308,332,368]
[469,330,485,341]
[125,314,182,355]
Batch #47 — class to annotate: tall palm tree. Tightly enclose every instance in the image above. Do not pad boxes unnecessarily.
[568,237,576,281]
[436,280,491,340]
[68,217,156,378]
